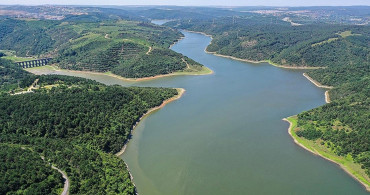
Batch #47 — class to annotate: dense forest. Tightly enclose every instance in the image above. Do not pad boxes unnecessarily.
[0,145,64,194]
[111,48,202,78]
[0,19,78,56]
[0,60,179,194]
[0,15,205,78]
[165,17,369,68]
[0,76,178,154]
[0,58,35,92]
[296,66,369,176]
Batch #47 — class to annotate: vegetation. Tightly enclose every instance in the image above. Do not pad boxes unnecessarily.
[0,76,178,154]
[297,52,369,179]
[0,19,72,57]
[0,144,64,194]
[54,20,206,78]
[295,76,369,177]
[111,48,202,78]
[1,134,137,194]
[164,8,370,181]
[0,61,179,194]
[0,4,368,192]
[0,58,35,93]
[287,116,370,187]
[166,18,369,68]
[0,15,206,78]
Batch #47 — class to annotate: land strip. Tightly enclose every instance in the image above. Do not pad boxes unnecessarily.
[303,73,334,89]
[26,65,213,82]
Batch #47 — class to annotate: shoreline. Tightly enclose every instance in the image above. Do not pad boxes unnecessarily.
[169,36,185,49]
[283,118,315,155]
[189,28,368,192]
[115,88,185,195]
[123,161,137,195]
[182,30,324,70]
[325,91,331,103]
[183,30,214,40]
[303,73,334,89]
[115,88,185,156]
[188,30,333,106]
[284,117,370,192]
[206,50,324,70]
[27,65,213,81]
[302,73,333,104]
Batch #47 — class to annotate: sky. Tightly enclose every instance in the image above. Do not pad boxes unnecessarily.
[1,0,370,6]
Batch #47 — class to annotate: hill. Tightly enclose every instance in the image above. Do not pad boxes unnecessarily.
[0,15,207,78]
[0,58,180,194]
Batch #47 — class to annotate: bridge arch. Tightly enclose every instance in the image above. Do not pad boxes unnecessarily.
[15,58,53,69]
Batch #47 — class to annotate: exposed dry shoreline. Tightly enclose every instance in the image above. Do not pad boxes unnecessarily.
[325,91,331,103]
[302,73,333,103]
[303,73,333,89]
[206,51,323,69]
[283,117,370,192]
[27,65,212,81]
[283,118,314,154]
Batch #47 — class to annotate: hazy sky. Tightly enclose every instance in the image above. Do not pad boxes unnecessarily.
[2,0,370,6]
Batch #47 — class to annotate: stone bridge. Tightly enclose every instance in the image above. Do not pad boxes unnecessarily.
[16,58,53,68]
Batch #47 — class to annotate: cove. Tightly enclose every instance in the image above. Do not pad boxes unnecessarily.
[35,31,368,194]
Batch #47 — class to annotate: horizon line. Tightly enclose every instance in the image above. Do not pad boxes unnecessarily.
[1,4,369,7]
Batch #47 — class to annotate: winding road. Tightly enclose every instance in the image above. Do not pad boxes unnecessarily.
[41,156,70,195]
[146,46,152,55]
[52,165,70,195]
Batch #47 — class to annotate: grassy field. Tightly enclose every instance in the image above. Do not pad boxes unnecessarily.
[0,50,36,62]
[311,37,339,47]
[286,116,370,191]
[312,31,361,47]
[2,56,36,62]
[174,65,213,75]
[337,30,361,38]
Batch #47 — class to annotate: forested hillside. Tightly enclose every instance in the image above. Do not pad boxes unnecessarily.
[0,145,64,194]
[0,19,79,56]
[0,58,34,92]
[0,14,206,78]
[166,17,369,68]
[295,64,369,177]
[0,60,179,194]
[165,12,370,180]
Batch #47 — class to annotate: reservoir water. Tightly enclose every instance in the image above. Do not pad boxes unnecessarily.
[37,31,368,194]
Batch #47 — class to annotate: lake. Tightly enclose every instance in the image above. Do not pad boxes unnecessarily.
[34,30,368,194]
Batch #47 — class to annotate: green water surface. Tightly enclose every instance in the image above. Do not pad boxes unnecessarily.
[41,31,368,194]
